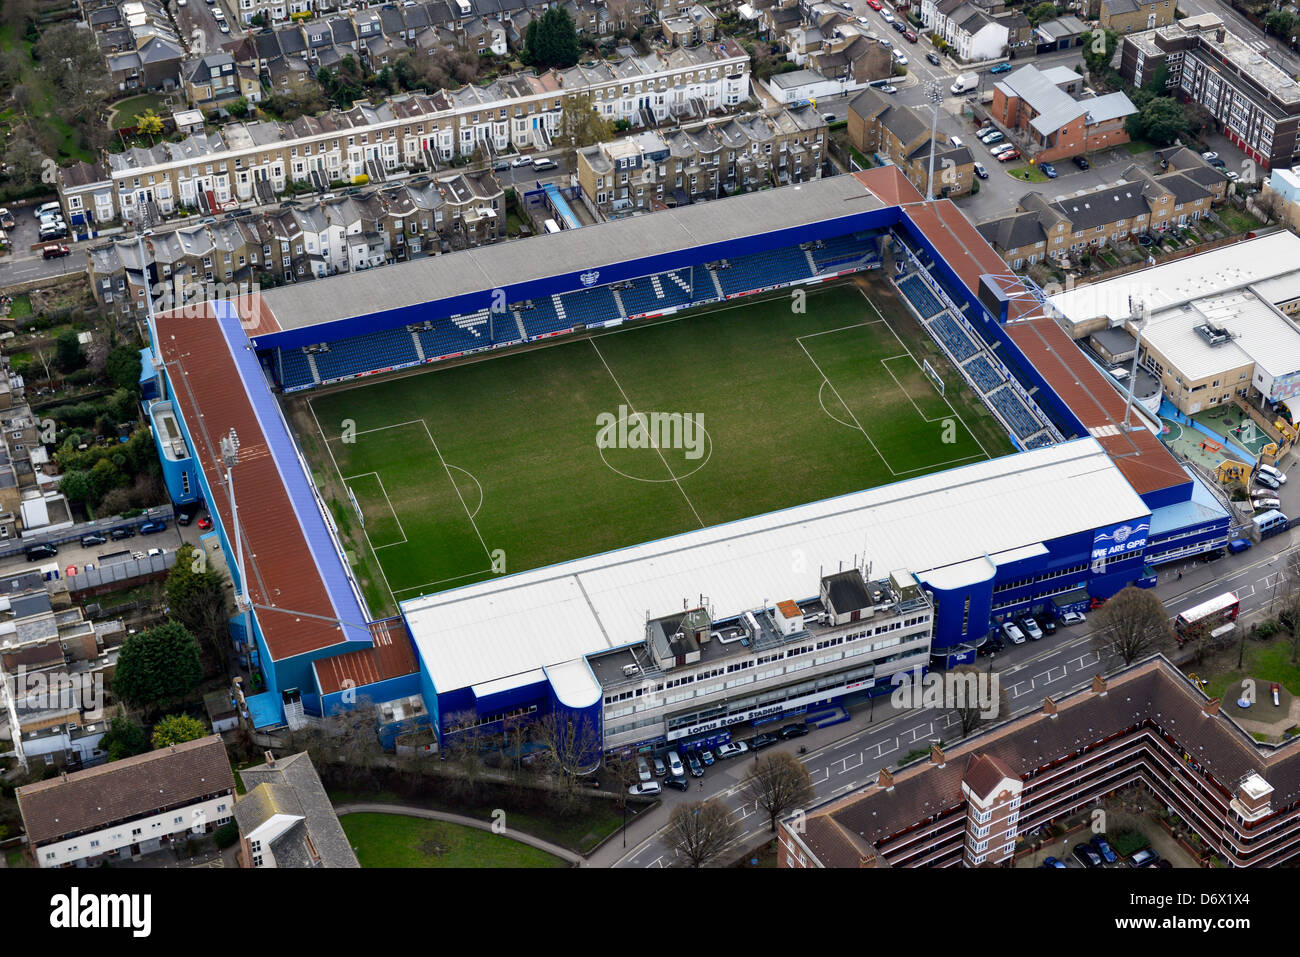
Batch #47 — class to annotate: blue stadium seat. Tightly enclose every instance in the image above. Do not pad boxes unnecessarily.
[517,296,571,339]
[963,354,1003,394]
[813,234,879,272]
[312,327,420,381]
[898,275,944,319]
[716,247,813,297]
[619,270,696,315]
[557,285,620,328]
[277,348,315,390]
[930,315,978,362]
[691,264,719,300]
[1023,433,1055,450]
[988,385,1041,440]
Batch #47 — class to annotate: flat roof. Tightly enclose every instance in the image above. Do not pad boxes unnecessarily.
[403,438,1151,694]
[258,176,885,333]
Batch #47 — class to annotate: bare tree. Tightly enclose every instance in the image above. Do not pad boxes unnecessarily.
[289,696,383,790]
[604,752,642,848]
[530,711,602,811]
[948,664,1011,738]
[741,751,815,833]
[440,708,488,801]
[668,799,740,868]
[1091,585,1175,668]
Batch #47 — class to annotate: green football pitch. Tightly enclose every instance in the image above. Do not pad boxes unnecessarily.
[294,278,1016,616]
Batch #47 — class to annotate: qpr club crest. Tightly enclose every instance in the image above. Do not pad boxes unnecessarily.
[580,270,600,287]
[1112,524,1133,544]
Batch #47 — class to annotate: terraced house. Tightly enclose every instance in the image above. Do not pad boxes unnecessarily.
[974,160,1221,269]
[848,88,976,199]
[575,106,827,217]
[780,658,1300,868]
[56,39,749,227]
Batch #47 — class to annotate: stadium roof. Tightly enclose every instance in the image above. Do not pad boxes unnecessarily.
[403,438,1150,694]
[256,175,887,334]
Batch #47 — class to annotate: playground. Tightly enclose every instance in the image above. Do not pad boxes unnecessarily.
[1192,404,1274,459]
[1158,418,1250,473]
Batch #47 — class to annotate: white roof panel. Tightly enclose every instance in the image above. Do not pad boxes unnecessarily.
[404,438,1151,694]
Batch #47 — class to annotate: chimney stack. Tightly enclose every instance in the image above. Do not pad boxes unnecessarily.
[1043,696,1058,718]
[930,743,946,768]
[1091,674,1108,696]
[878,767,895,791]
[265,750,276,767]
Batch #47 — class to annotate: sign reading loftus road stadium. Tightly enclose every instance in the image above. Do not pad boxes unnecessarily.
[666,679,876,740]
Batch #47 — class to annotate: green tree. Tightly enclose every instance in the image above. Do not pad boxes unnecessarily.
[1265,10,1296,39]
[151,713,207,749]
[553,92,615,155]
[228,97,250,118]
[59,468,91,506]
[1081,29,1119,78]
[524,7,581,71]
[86,457,125,504]
[135,108,164,137]
[100,715,150,761]
[166,543,232,673]
[1026,2,1059,27]
[106,344,142,391]
[112,622,203,709]
[56,330,84,372]
[1137,96,1189,146]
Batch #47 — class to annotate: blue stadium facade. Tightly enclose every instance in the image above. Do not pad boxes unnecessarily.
[147,170,1231,753]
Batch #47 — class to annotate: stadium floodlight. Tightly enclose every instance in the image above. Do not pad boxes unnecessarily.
[924,82,943,203]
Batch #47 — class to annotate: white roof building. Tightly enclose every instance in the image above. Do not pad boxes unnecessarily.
[404,437,1150,697]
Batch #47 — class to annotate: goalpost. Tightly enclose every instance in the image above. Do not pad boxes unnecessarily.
[347,485,365,528]
[922,358,945,397]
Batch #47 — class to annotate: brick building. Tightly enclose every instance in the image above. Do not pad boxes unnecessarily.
[848,88,976,198]
[990,64,1136,163]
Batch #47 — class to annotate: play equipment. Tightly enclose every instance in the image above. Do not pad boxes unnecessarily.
[1216,460,1250,483]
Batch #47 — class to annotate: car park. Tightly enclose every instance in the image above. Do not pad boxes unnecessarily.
[973,162,988,179]
[666,750,685,777]
[1040,162,1058,178]
[1060,610,1086,626]
[1073,842,1103,868]
[990,62,1012,74]
[1018,616,1043,640]
[662,776,689,791]
[1091,835,1118,864]
[628,781,662,797]
[636,756,651,781]
[687,754,704,777]
[779,723,808,739]
[110,527,135,540]
[716,741,748,759]
[926,51,941,65]
[140,520,167,534]
[1001,620,1025,644]
[699,749,715,766]
[81,533,108,547]
[1072,155,1090,170]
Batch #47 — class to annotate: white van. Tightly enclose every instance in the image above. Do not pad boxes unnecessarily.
[666,750,684,777]
[1258,462,1287,484]
[35,202,62,220]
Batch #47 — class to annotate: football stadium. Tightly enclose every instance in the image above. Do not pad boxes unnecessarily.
[143,167,1232,758]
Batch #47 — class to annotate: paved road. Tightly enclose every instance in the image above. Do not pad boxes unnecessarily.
[594,519,1299,868]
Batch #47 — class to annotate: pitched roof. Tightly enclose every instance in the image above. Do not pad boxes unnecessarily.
[16,735,234,846]
[236,753,359,867]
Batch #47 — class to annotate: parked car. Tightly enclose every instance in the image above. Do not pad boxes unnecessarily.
[1037,615,1057,635]
[666,750,685,777]
[893,50,908,65]
[881,10,894,21]
[110,527,135,540]
[1041,856,1067,868]
[973,162,988,179]
[877,36,892,46]
[892,19,905,31]
[866,0,881,9]
[81,533,107,547]
[636,756,651,782]
[0,208,14,229]
[511,155,532,167]
[779,722,808,739]
[492,160,510,172]
[687,754,704,777]
[1073,842,1103,868]
[1001,620,1026,644]
[1202,151,1218,161]
[652,757,667,777]
[1128,848,1159,868]
[41,244,70,260]
[146,547,163,558]
[140,520,167,534]
[980,131,1005,146]
[1255,472,1280,490]
[699,748,715,766]
[1060,610,1087,626]
[1228,538,1252,554]
[532,157,558,171]
[1040,162,1058,179]
[662,776,689,791]
[25,544,57,562]
[751,732,780,751]
[990,62,1012,74]
[904,29,917,42]
[218,19,230,32]
[628,781,662,797]
[1018,616,1043,640]
[716,741,749,759]
[1091,835,1118,864]
[997,148,1021,162]
[989,142,1016,156]
[878,84,899,94]
[1225,169,1239,181]
[926,51,942,65]
[978,634,1004,656]
[1072,155,1090,170]
[1208,157,1226,168]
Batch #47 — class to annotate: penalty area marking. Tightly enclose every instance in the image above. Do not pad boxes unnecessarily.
[340,470,407,549]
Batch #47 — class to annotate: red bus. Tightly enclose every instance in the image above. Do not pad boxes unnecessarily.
[1175,592,1239,645]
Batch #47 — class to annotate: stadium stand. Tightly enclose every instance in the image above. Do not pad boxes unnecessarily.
[693,263,723,300]
[1023,433,1056,450]
[929,315,978,362]
[557,285,620,328]
[277,347,317,391]
[312,327,421,381]
[716,247,813,297]
[897,275,945,319]
[987,384,1041,440]
[517,296,573,339]
[963,354,1003,394]
[416,318,494,361]
[618,270,696,315]
[812,234,879,272]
